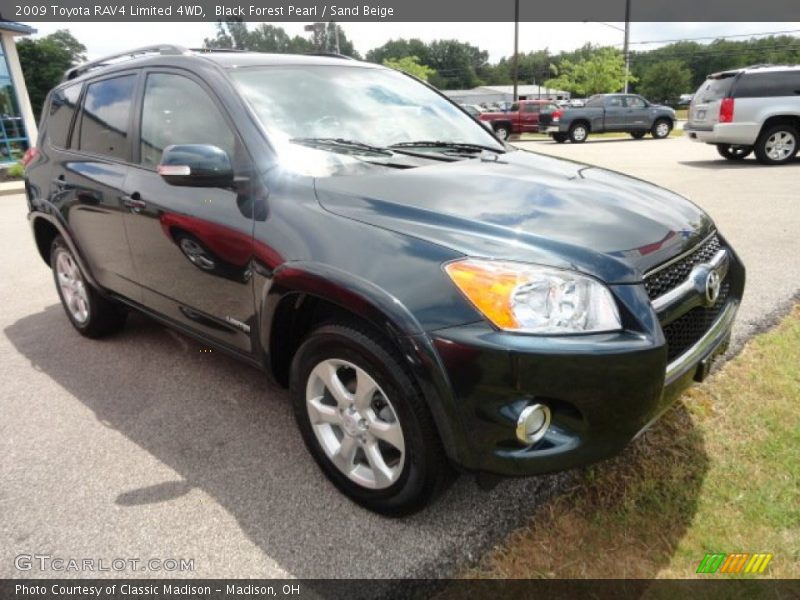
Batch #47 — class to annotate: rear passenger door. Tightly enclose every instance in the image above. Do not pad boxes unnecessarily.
[122,70,257,353]
[52,72,142,301]
[603,96,626,130]
[519,103,539,132]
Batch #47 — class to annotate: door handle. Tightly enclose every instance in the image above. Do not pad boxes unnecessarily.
[121,192,146,212]
[52,175,72,191]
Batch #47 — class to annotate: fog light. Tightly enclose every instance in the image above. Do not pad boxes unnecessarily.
[516,403,551,444]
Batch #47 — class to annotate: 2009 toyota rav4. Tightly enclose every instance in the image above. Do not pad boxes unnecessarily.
[24,46,744,515]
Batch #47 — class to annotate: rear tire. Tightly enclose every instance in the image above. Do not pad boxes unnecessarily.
[568,123,589,143]
[753,124,798,165]
[651,119,672,139]
[494,124,511,140]
[717,144,753,161]
[552,133,567,143]
[630,131,646,139]
[290,323,452,516]
[51,236,127,338]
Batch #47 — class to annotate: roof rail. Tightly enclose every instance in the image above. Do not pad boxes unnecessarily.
[62,44,188,82]
[304,52,355,60]
[189,47,246,53]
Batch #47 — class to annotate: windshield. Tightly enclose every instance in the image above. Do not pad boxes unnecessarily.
[229,65,504,153]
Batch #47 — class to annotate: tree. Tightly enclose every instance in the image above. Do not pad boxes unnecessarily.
[16,30,86,120]
[637,60,692,105]
[204,20,360,58]
[545,47,633,96]
[382,56,435,81]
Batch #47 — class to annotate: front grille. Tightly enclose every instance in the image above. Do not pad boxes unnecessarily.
[662,281,730,363]
[644,233,722,300]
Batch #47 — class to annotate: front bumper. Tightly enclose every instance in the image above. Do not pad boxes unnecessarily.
[426,250,744,477]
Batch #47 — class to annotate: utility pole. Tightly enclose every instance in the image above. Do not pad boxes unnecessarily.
[333,22,340,54]
[623,0,631,93]
[512,0,519,101]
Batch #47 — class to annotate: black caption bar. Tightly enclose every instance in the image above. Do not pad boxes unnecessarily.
[3,579,800,600]
[1,0,800,22]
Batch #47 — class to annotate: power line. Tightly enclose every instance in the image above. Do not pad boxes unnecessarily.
[620,29,800,47]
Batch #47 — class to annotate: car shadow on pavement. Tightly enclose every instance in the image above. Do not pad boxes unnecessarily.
[5,305,568,583]
[678,158,800,169]
[4,305,709,584]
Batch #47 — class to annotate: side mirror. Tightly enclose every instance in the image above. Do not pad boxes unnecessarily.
[157,144,233,188]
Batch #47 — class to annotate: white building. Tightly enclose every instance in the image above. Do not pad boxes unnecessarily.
[0,21,37,165]
[445,84,570,105]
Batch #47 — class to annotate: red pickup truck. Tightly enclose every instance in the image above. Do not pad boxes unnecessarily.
[479,99,562,140]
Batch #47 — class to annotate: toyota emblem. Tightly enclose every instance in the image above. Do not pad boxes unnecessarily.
[705,270,722,304]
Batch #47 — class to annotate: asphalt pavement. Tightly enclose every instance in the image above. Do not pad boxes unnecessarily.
[1,136,798,580]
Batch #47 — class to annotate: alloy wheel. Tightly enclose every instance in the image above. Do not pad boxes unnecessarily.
[306,358,405,490]
[764,130,796,162]
[55,251,89,324]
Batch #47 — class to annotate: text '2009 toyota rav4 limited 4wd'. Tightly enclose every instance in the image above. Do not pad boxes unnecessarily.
[24,46,744,515]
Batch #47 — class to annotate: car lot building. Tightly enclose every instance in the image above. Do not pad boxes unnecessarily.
[0,21,37,165]
[445,84,570,105]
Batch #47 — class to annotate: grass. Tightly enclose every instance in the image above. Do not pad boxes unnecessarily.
[463,304,800,580]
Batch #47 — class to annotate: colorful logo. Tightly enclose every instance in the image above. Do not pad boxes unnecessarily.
[696,553,773,574]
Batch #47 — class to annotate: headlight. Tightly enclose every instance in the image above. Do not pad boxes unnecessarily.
[444,259,621,334]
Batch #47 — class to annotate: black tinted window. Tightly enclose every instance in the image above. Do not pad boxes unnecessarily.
[734,71,800,98]
[47,84,81,148]
[140,73,235,168]
[695,76,735,102]
[78,75,136,160]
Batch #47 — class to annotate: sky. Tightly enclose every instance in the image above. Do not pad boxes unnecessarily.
[26,21,800,63]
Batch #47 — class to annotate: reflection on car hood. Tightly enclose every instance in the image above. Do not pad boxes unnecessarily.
[313,149,713,283]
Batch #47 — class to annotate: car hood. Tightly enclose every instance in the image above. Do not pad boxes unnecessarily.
[313,150,713,283]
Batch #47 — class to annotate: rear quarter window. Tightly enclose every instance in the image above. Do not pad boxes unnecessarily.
[46,83,82,148]
[733,71,800,98]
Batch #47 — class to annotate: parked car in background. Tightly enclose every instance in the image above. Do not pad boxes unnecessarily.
[479,99,562,139]
[460,103,485,118]
[685,65,800,165]
[23,46,744,516]
[569,98,586,108]
[678,94,694,107]
[547,94,676,143]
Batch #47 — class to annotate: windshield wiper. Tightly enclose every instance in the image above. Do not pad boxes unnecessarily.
[290,137,394,156]
[389,141,505,154]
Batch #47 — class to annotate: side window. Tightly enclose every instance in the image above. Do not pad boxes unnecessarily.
[625,96,646,108]
[78,74,136,160]
[47,83,82,148]
[522,104,539,113]
[734,71,800,98]
[140,73,236,168]
[606,96,623,107]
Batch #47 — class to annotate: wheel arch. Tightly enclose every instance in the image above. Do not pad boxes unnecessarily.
[260,262,468,466]
[29,213,101,289]
[758,114,800,136]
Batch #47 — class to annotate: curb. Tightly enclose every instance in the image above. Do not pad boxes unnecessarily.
[0,181,24,196]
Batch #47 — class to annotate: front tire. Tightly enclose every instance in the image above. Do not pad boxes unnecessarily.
[651,119,672,139]
[568,123,589,143]
[754,124,798,165]
[51,236,127,338]
[717,144,753,161]
[290,323,452,516]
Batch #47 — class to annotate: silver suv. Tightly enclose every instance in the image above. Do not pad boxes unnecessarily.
[685,65,800,165]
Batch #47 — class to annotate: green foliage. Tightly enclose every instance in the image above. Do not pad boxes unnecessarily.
[204,20,360,58]
[16,29,87,120]
[6,162,24,179]
[382,56,435,81]
[545,47,633,96]
[637,60,693,105]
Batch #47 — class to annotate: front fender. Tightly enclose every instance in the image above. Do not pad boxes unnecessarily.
[258,261,470,467]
